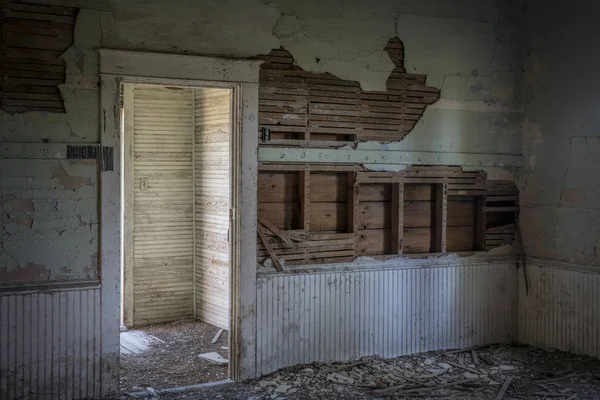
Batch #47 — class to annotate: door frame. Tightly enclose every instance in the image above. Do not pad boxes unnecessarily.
[99,50,260,396]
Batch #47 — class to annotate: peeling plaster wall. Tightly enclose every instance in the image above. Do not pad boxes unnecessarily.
[520,1,600,267]
[1,0,524,285]
[0,0,528,395]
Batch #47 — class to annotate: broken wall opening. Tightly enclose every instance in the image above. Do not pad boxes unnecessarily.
[0,1,77,113]
[257,165,519,269]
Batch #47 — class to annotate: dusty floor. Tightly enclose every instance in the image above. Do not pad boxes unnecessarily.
[120,319,229,392]
[123,344,600,399]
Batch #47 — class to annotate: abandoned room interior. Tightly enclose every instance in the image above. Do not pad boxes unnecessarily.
[1,0,599,399]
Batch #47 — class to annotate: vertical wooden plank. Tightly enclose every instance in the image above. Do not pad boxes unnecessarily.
[347,170,358,257]
[299,166,311,231]
[122,84,134,327]
[434,182,447,253]
[475,195,486,251]
[298,166,310,264]
[391,182,404,254]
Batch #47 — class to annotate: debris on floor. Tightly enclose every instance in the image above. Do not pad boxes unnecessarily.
[151,344,600,400]
[120,330,164,355]
[120,319,229,392]
[199,352,228,365]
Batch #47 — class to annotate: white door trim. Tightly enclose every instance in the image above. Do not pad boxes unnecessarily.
[99,49,260,397]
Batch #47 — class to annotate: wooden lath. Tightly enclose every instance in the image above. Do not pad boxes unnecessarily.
[257,37,440,147]
[0,0,77,113]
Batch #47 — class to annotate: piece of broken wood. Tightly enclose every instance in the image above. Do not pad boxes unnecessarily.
[332,360,368,372]
[381,378,477,396]
[257,224,283,271]
[478,354,494,365]
[258,217,298,248]
[211,328,224,344]
[494,376,514,400]
[443,348,472,356]
[198,352,228,365]
[471,349,480,366]
[443,360,480,375]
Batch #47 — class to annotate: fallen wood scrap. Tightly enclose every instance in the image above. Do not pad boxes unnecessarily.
[257,224,283,271]
[211,328,224,344]
[332,360,369,372]
[478,354,494,365]
[471,349,481,366]
[494,376,514,400]
[375,378,477,396]
[443,348,473,356]
[443,360,480,375]
[258,217,298,248]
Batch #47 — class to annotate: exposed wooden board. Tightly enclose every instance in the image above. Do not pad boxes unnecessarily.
[1,2,75,113]
[347,171,359,257]
[359,201,392,229]
[257,224,283,272]
[358,183,392,202]
[257,42,439,146]
[403,228,433,254]
[475,196,487,251]
[257,202,299,230]
[434,183,447,253]
[310,172,348,202]
[299,169,311,230]
[309,202,348,232]
[391,183,403,254]
[447,198,477,227]
[258,217,297,248]
[358,229,391,256]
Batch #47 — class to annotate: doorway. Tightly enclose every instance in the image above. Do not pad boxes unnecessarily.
[119,83,232,390]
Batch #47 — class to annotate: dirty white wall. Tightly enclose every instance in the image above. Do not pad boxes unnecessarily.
[1,0,525,398]
[519,0,600,357]
[1,0,523,286]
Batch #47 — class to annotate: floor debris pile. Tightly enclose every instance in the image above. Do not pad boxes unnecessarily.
[126,344,600,400]
[120,320,229,392]
[247,345,600,399]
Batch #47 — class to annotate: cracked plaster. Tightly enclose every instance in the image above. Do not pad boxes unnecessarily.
[1,0,526,283]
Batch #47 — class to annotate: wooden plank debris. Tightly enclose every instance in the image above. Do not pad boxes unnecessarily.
[211,328,224,344]
[443,360,480,375]
[494,376,514,400]
[471,349,481,366]
[198,352,228,365]
[258,217,297,248]
[257,224,283,271]
[377,378,477,396]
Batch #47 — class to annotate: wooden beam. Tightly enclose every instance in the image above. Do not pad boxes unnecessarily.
[391,182,404,254]
[475,195,486,251]
[258,217,298,248]
[434,182,447,253]
[347,170,359,258]
[298,168,310,264]
[299,168,311,230]
[257,224,283,272]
